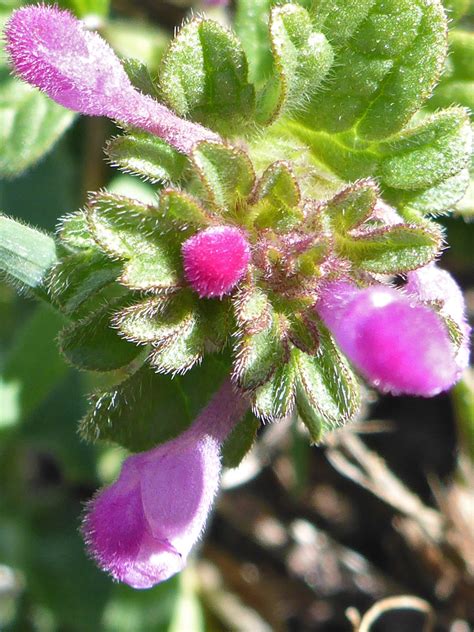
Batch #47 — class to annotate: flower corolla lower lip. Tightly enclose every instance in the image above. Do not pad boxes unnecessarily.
[4,5,219,154]
[316,275,466,397]
[82,380,249,588]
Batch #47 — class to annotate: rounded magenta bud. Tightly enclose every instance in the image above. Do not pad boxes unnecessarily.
[182,226,251,298]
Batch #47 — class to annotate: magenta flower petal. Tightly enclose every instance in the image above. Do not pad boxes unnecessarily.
[5,5,219,154]
[5,5,132,115]
[82,380,249,588]
[182,226,251,298]
[82,455,185,589]
[406,264,470,377]
[317,281,460,396]
[140,435,221,556]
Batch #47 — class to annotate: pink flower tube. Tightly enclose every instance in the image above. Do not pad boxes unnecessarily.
[5,5,219,154]
[316,272,469,396]
[82,380,248,589]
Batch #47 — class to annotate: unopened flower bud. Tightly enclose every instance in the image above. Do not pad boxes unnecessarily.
[5,5,219,154]
[317,279,463,396]
[182,226,251,298]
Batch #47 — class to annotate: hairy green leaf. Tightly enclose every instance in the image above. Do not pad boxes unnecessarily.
[235,284,272,333]
[234,0,273,85]
[115,292,197,346]
[253,161,303,230]
[336,223,442,273]
[303,0,447,140]
[121,58,159,98]
[80,356,232,451]
[46,251,121,317]
[120,254,181,293]
[312,0,377,44]
[88,192,161,258]
[0,214,58,297]
[253,361,296,421]
[106,133,187,184]
[59,301,142,372]
[386,168,470,216]
[148,321,204,375]
[294,329,360,442]
[378,109,472,190]
[159,18,255,135]
[234,314,287,390]
[265,4,333,120]
[191,142,255,209]
[87,191,182,292]
[287,310,320,356]
[199,298,232,351]
[326,180,378,232]
[56,211,97,251]
[159,189,211,228]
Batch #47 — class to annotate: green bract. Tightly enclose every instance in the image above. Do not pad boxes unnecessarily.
[1,0,472,457]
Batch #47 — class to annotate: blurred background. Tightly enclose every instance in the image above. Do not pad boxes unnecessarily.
[0,0,473,630]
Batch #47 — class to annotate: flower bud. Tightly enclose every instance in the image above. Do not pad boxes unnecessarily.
[5,5,219,154]
[406,264,470,377]
[82,380,248,588]
[182,226,251,298]
[317,279,463,396]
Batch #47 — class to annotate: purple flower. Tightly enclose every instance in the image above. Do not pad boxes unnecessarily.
[5,5,219,154]
[316,270,469,396]
[182,226,251,298]
[82,380,248,589]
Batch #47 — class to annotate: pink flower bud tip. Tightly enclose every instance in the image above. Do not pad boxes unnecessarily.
[5,5,135,116]
[317,276,466,397]
[4,5,219,154]
[182,226,251,298]
[82,380,248,589]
